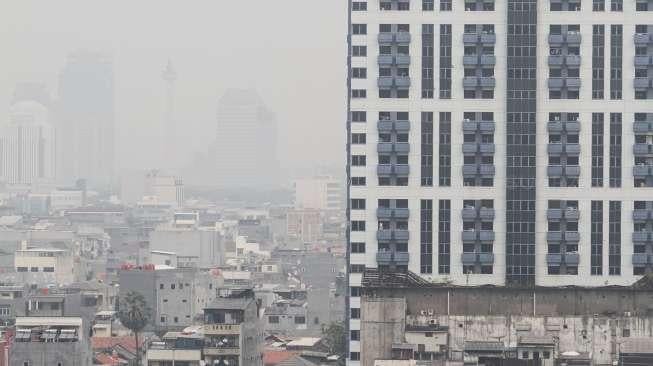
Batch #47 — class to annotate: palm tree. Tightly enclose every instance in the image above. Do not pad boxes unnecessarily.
[117,291,151,366]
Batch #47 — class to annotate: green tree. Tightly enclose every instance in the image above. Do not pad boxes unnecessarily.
[322,322,346,361]
[117,291,151,366]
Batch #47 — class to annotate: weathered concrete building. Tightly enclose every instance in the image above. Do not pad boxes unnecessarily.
[202,287,263,366]
[118,266,220,331]
[360,270,653,366]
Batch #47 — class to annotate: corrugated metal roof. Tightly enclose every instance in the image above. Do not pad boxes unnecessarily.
[464,341,504,352]
[205,296,252,310]
[519,335,555,345]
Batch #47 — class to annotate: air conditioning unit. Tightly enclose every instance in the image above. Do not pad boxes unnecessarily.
[420,310,427,316]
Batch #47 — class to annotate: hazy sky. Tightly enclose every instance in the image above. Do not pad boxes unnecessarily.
[0,1,346,178]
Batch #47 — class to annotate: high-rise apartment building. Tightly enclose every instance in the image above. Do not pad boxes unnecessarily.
[347,0,653,362]
[57,50,115,189]
[214,89,278,188]
[0,100,56,185]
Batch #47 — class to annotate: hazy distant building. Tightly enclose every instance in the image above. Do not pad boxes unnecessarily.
[214,89,278,188]
[121,169,184,208]
[293,176,343,211]
[12,82,51,107]
[0,101,56,185]
[286,209,322,244]
[161,61,178,169]
[57,50,114,189]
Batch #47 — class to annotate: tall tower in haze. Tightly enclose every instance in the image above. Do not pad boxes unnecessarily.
[214,89,279,188]
[57,50,114,189]
[162,60,177,169]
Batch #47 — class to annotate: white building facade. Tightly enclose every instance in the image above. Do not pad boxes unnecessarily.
[1,101,56,185]
[347,0,653,362]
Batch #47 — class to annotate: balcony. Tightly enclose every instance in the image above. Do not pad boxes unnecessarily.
[377,142,410,154]
[378,76,411,89]
[377,251,410,266]
[203,324,241,335]
[479,230,495,241]
[462,208,478,220]
[633,209,652,221]
[548,55,581,66]
[634,144,653,156]
[549,32,582,45]
[632,253,651,265]
[378,55,394,66]
[203,347,240,356]
[479,208,495,220]
[547,209,563,220]
[462,231,477,242]
[478,253,494,263]
[462,120,495,132]
[635,56,653,67]
[378,120,410,132]
[378,32,411,44]
[377,229,410,241]
[463,55,496,65]
[566,144,581,154]
[633,165,653,177]
[565,253,580,265]
[378,77,394,88]
[396,54,411,65]
[377,208,410,219]
[463,33,496,44]
[377,164,410,176]
[565,231,580,242]
[461,253,477,264]
[547,232,562,242]
[462,76,496,89]
[479,164,495,175]
[548,77,581,90]
[564,208,579,220]
[634,33,653,45]
[565,165,581,176]
[546,254,562,264]
[633,231,653,242]
[634,78,653,90]
[634,122,653,133]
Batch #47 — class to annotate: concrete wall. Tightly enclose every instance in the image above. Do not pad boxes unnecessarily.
[367,286,653,317]
[149,228,224,268]
[361,297,406,366]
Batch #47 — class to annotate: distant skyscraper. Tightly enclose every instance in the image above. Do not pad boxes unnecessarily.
[0,100,56,185]
[161,60,177,169]
[12,82,51,107]
[214,89,278,188]
[57,50,114,189]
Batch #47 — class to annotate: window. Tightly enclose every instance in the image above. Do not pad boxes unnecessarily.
[423,0,434,10]
[352,24,367,35]
[160,316,166,323]
[174,316,178,323]
[352,2,367,11]
[351,330,360,340]
[610,0,622,11]
[351,242,366,253]
[171,284,176,290]
[351,111,366,122]
[351,308,360,318]
[351,177,366,186]
[30,267,38,272]
[16,267,27,272]
[352,67,367,79]
[351,220,366,231]
[350,286,362,296]
[294,316,306,324]
[0,306,9,316]
[43,267,54,273]
[351,199,366,210]
[350,264,365,273]
[268,315,279,324]
[351,89,366,98]
[593,0,605,11]
[351,155,366,166]
[159,284,164,290]
[351,133,366,144]
[350,352,360,361]
[440,0,452,10]
[352,45,367,57]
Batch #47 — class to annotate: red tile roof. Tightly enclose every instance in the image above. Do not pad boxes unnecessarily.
[92,336,141,354]
[94,352,128,365]
[264,350,297,366]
